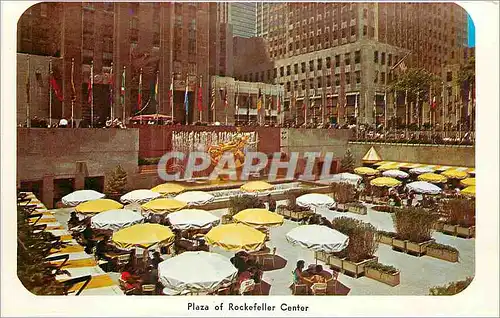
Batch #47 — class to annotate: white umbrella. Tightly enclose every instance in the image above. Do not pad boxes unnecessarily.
[158,251,237,293]
[120,189,161,204]
[167,209,220,231]
[382,169,409,179]
[409,167,435,175]
[296,193,335,209]
[286,225,349,253]
[91,209,145,232]
[317,173,362,185]
[61,190,105,206]
[174,191,215,206]
[406,181,442,195]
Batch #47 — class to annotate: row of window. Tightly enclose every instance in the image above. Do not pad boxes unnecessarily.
[282,72,363,92]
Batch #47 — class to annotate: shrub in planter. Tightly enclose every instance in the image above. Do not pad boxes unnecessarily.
[372,205,394,213]
[331,217,379,263]
[426,242,459,262]
[104,165,128,199]
[441,199,475,228]
[282,189,310,212]
[392,207,439,243]
[331,183,357,204]
[429,277,473,295]
[365,262,401,286]
[228,195,263,216]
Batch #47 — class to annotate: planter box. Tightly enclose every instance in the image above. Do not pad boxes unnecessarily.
[365,267,401,287]
[347,203,367,215]
[336,203,348,212]
[392,238,407,252]
[277,207,313,221]
[434,221,445,232]
[442,224,458,235]
[426,246,459,263]
[456,225,475,238]
[341,256,378,278]
[406,239,435,256]
[327,254,345,271]
[314,251,329,263]
[376,233,394,246]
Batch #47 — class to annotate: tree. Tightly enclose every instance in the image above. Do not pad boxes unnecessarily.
[390,68,442,103]
[104,165,128,196]
[456,56,475,88]
[341,148,355,173]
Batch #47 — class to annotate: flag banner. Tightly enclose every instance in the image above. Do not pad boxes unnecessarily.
[310,92,316,109]
[184,77,189,114]
[155,71,159,102]
[169,78,174,107]
[120,67,126,105]
[224,87,228,108]
[88,63,93,104]
[246,93,251,119]
[49,76,63,101]
[431,96,437,110]
[197,78,203,112]
[354,94,359,118]
[210,78,216,110]
[71,59,76,102]
[277,91,281,113]
[256,88,262,111]
[137,68,143,110]
[109,64,114,109]
[373,96,377,117]
[235,85,240,111]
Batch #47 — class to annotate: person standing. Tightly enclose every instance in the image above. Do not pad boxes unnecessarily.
[267,194,276,212]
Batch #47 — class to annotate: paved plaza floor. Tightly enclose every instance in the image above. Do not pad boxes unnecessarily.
[52,199,474,296]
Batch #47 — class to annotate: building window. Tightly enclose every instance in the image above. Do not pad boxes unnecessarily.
[280,66,284,77]
[40,3,48,17]
[341,28,347,38]
[317,59,322,70]
[294,80,298,90]
[294,63,298,74]
[286,82,291,92]
[350,26,356,36]
[345,72,351,85]
[446,71,453,82]
[326,57,331,68]
[356,71,361,83]
[354,50,361,64]
[374,50,379,63]
[374,71,378,83]
[309,60,314,72]
[335,55,340,67]
[335,75,340,86]
[301,62,306,73]
[309,79,314,89]
[363,8,368,18]
[381,52,386,65]
[301,79,306,90]
[381,72,386,84]
[344,53,350,66]
[363,25,368,36]
[286,65,291,76]
[326,76,331,87]
[289,43,293,51]
[317,78,322,88]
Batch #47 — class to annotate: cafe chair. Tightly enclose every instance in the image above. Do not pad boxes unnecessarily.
[262,247,277,269]
[330,270,339,295]
[291,283,308,295]
[118,277,137,295]
[141,284,156,295]
[311,282,327,295]
[239,279,255,295]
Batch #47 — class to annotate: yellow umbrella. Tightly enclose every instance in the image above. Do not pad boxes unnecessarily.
[418,173,448,184]
[460,178,476,187]
[441,169,468,180]
[354,167,379,176]
[141,198,187,215]
[112,223,174,249]
[240,181,274,192]
[75,199,123,214]
[233,208,284,227]
[370,177,402,187]
[205,223,266,252]
[151,183,186,195]
[461,186,475,197]
[377,163,400,171]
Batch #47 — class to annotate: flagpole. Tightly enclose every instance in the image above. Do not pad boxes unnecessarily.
[404,89,408,138]
[185,74,189,125]
[110,62,114,120]
[26,56,31,128]
[49,58,52,127]
[442,82,445,133]
[199,75,202,122]
[71,58,75,128]
[90,60,94,128]
[355,93,359,139]
[171,73,175,123]
[122,66,126,123]
[236,84,240,124]
[384,90,387,139]
[224,88,228,126]
[156,70,159,124]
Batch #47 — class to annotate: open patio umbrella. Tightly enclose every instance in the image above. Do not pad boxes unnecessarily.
[382,170,409,179]
[174,191,215,206]
[120,189,161,204]
[354,167,379,176]
[91,209,144,232]
[409,167,435,175]
[112,223,175,249]
[286,225,349,253]
[75,199,123,215]
[377,163,401,171]
[240,181,274,192]
[141,198,187,215]
[461,186,475,197]
[318,173,362,185]
[233,208,284,227]
[441,169,468,180]
[167,209,220,231]
[460,178,476,187]
[296,193,335,209]
[370,177,402,188]
[406,181,442,195]
[205,223,266,252]
[62,190,105,207]
[151,183,186,196]
[418,173,447,184]
[158,251,237,294]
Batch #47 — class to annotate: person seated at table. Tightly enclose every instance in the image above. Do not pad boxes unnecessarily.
[95,236,112,260]
[81,223,94,253]
[126,250,139,272]
[120,264,142,291]
[246,260,262,283]
[292,260,313,286]
[151,251,162,269]
[141,265,158,285]
[230,252,249,274]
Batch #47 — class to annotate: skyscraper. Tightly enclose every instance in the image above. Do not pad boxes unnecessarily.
[229,2,256,38]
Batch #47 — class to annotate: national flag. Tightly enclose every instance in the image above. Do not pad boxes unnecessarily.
[354,93,359,118]
[154,71,159,102]
[88,62,93,104]
[431,96,437,110]
[224,86,228,108]
[49,76,63,102]
[235,84,240,112]
[120,66,126,105]
[137,68,143,110]
[467,86,472,117]
[277,91,281,113]
[109,63,114,108]
[210,78,216,110]
[197,78,203,112]
[184,77,189,114]
[373,95,377,117]
[310,91,316,109]
[256,88,262,111]
[71,58,76,102]
[168,77,174,108]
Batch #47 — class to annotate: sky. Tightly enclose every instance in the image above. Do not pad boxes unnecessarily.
[468,14,475,47]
